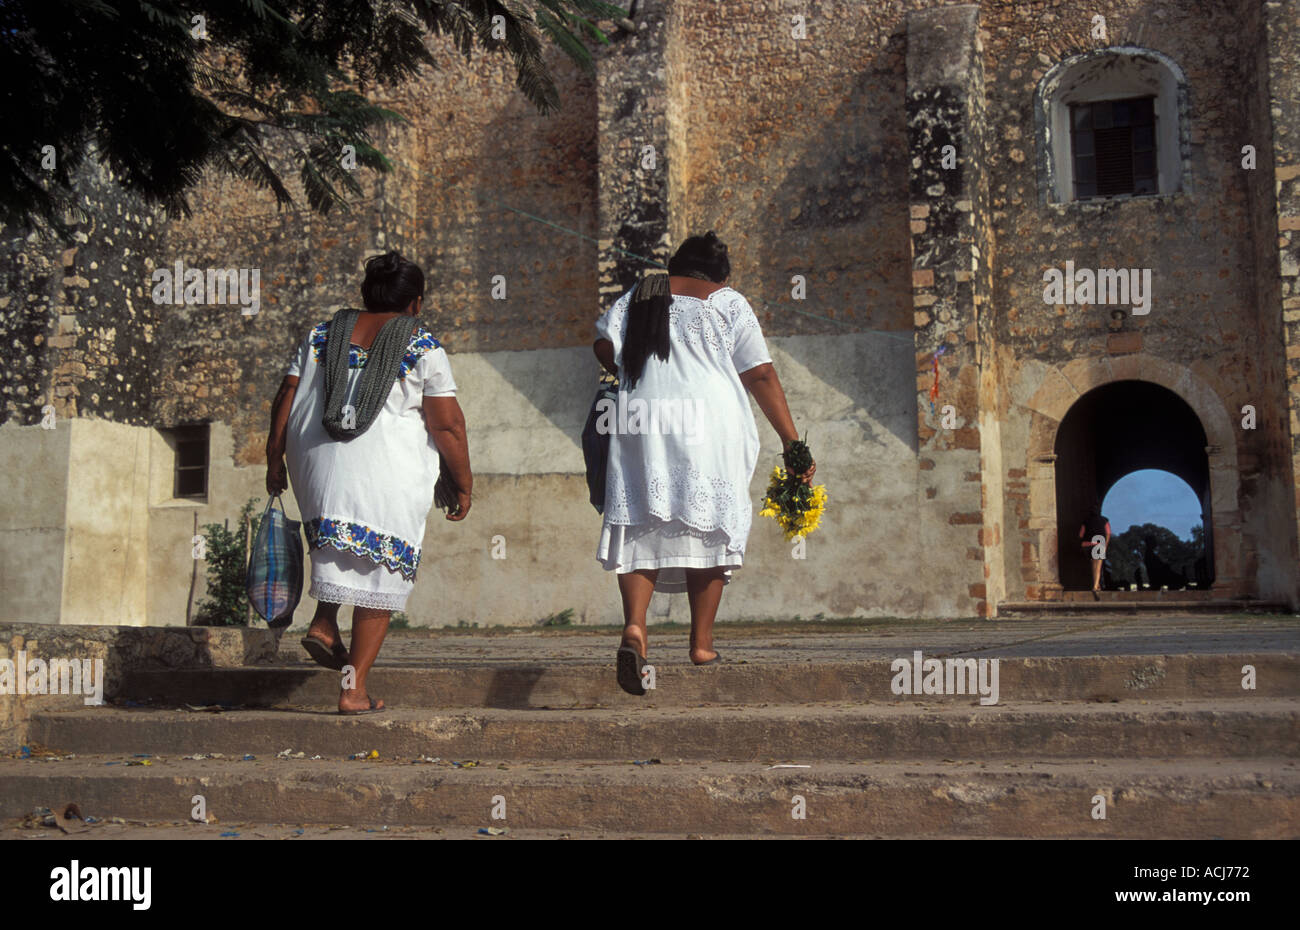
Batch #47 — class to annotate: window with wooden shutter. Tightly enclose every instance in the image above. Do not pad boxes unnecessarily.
[1069,96,1157,200]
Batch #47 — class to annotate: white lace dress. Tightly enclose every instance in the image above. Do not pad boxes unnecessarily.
[595,286,772,593]
[284,319,457,611]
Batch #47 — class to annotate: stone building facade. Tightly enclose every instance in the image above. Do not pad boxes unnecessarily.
[2,0,1298,626]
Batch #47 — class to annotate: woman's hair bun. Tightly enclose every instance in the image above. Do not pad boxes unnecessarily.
[361,250,426,312]
[368,251,402,275]
[667,231,730,283]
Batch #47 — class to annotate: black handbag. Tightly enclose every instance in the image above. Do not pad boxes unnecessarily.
[581,379,618,513]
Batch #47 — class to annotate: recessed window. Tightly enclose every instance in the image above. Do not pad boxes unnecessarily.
[1036,47,1187,204]
[168,424,209,500]
[1070,96,1157,199]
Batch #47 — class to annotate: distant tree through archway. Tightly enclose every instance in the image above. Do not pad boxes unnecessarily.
[1053,380,1214,591]
[1102,470,1207,590]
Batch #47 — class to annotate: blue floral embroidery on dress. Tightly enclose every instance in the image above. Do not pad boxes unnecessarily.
[308,320,442,374]
[305,516,421,580]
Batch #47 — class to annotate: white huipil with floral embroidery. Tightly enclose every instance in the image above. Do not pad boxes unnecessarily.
[595,286,772,593]
[284,319,456,610]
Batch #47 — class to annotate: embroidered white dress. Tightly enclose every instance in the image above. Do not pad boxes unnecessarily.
[595,286,772,593]
[284,319,457,610]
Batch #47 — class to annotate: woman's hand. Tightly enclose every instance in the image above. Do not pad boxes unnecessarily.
[424,396,473,523]
[593,338,618,376]
[780,439,811,486]
[266,456,288,495]
[446,489,472,522]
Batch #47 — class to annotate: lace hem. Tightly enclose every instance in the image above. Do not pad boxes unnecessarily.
[603,464,751,550]
[308,580,409,611]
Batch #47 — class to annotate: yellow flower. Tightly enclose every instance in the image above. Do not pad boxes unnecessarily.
[759,465,828,540]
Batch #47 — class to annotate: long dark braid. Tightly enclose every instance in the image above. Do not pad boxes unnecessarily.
[620,232,731,390]
[621,272,671,390]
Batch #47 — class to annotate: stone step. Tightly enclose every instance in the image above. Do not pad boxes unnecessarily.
[1061,590,1223,601]
[117,653,1299,708]
[26,699,1300,761]
[6,821,1007,840]
[998,599,1289,615]
[1,756,1295,838]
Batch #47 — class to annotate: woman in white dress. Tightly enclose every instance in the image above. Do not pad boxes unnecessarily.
[593,232,814,695]
[265,252,473,714]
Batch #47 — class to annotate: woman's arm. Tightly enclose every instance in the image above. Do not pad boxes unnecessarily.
[738,362,815,484]
[593,338,617,376]
[265,375,298,494]
[423,395,473,521]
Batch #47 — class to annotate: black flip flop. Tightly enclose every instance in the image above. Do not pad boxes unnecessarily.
[692,651,721,666]
[616,646,648,696]
[339,697,384,716]
[301,635,348,671]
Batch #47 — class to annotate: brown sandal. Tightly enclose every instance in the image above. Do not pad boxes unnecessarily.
[616,646,648,696]
[338,697,384,716]
[301,634,349,671]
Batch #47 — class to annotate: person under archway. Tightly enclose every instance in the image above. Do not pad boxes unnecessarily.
[1078,503,1111,600]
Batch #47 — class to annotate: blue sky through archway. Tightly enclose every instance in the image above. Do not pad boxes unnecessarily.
[1101,469,1202,539]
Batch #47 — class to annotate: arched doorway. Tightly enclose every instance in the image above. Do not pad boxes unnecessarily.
[1053,380,1214,591]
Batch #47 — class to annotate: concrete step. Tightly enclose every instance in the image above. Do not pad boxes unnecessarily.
[1,756,1295,838]
[3,820,974,840]
[25,699,1300,761]
[118,653,1300,708]
[999,598,1289,615]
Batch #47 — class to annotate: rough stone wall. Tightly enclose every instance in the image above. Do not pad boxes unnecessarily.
[1240,0,1300,601]
[0,162,161,427]
[1260,0,1300,594]
[907,4,996,615]
[1,47,599,463]
[599,2,671,300]
[667,0,917,341]
[152,45,599,464]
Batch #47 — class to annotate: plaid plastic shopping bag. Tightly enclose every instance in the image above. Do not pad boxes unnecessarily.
[246,495,304,628]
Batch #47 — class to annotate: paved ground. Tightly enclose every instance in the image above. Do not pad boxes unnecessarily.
[1,821,934,840]
[275,614,1300,667]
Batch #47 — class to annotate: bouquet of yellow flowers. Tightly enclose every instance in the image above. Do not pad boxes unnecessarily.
[758,439,827,540]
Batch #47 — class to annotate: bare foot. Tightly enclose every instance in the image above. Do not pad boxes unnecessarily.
[689,646,719,664]
[620,626,648,659]
[339,690,384,713]
[306,618,342,650]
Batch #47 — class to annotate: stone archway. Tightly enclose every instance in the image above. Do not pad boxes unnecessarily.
[1020,354,1242,599]
[1054,381,1212,590]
